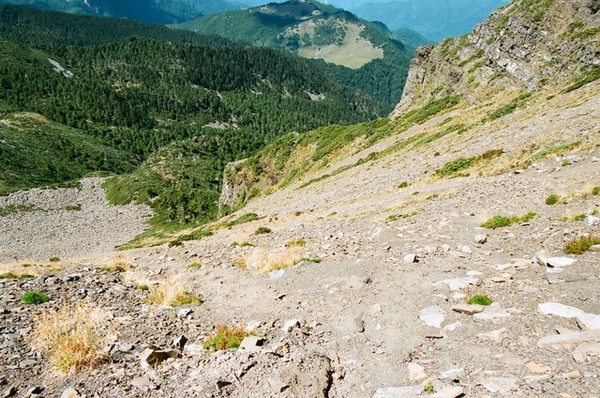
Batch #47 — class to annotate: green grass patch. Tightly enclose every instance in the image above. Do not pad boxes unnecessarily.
[563,235,600,255]
[21,292,49,305]
[230,241,255,247]
[483,92,532,122]
[178,229,213,242]
[436,149,503,177]
[563,65,600,93]
[253,226,271,235]
[531,141,581,160]
[592,187,600,196]
[467,295,493,306]
[227,213,261,227]
[481,212,537,229]
[203,325,249,351]
[286,239,306,247]
[545,194,560,205]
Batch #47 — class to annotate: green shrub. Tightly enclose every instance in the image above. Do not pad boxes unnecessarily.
[178,229,213,241]
[138,285,149,291]
[253,227,272,235]
[21,292,49,305]
[187,263,202,269]
[592,187,600,196]
[203,325,249,351]
[49,257,60,262]
[467,295,493,306]
[436,156,474,176]
[564,235,600,255]
[227,213,260,227]
[481,215,512,229]
[286,239,306,247]
[168,240,184,248]
[545,194,559,205]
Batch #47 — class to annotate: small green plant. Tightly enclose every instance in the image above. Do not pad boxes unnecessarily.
[168,240,184,248]
[592,186,600,196]
[545,194,560,205]
[230,241,255,247]
[21,292,49,305]
[386,214,398,221]
[467,295,493,306]
[227,213,261,227]
[481,212,537,229]
[286,239,307,247]
[138,284,149,291]
[101,264,125,272]
[436,156,474,176]
[253,227,272,235]
[531,141,581,160]
[424,383,435,394]
[187,263,202,269]
[203,325,249,351]
[63,204,82,211]
[397,182,409,188]
[300,258,322,263]
[563,235,600,255]
[178,229,213,241]
[49,257,60,263]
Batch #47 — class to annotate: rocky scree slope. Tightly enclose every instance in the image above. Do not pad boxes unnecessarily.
[1,0,600,397]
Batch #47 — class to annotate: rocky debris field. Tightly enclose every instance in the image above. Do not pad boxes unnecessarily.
[0,178,151,264]
[1,87,600,397]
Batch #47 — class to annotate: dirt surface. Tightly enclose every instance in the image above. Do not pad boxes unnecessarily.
[1,79,599,397]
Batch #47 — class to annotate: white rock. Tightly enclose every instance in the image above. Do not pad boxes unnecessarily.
[443,321,462,331]
[584,215,600,228]
[61,388,80,398]
[573,342,600,363]
[533,250,549,266]
[589,244,600,252]
[538,302,585,318]
[373,387,422,398]
[480,377,518,393]
[576,313,600,331]
[474,302,511,320]
[281,319,301,333]
[372,303,383,312]
[403,253,418,264]
[433,386,464,398]
[546,257,577,268]
[433,277,479,291]
[267,378,288,393]
[477,328,508,342]
[538,329,600,348]
[239,335,263,352]
[408,363,427,382]
[419,306,446,328]
[461,245,472,254]
[474,234,488,244]
[439,368,464,380]
[452,304,484,315]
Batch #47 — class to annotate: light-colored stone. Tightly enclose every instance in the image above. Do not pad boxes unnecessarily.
[61,388,80,398]
[281,319,301,333]
[588,244,600,252]
[526,362,552,373]
[480,377,518,393]
[372,303,383,312]
[576,313,600,331]
[373,387,422,398]
[538,329,600,348]
[461,245,472,254]
[546,257,577,268]
[408,363,427,382]
[474,302,511,320]
[403,253,418,264]
[439,368,464,380]
[239,335,264,352]
[474,234,488,244]
[267,378,288,393]
[131,376,157,391]
[584,215,600,228]
[477,328,508,342]
[419,306,446,328]
[433,277,479,291]
[452,304,484,315]
[139,348,179,368]
[573,342,600,363]
[538,302,585,318]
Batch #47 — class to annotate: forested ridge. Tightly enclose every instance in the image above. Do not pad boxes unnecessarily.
[0,6,385,228]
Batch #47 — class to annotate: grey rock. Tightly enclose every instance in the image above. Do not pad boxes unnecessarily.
[473,302,511,320]
[433,386,464,398]
[451,304,484,314]
[177,308,192,318]
[474,234,488,244]
[27,387,44,395]
[480,377,518,393]
[267,269,285,279]
[139,348,180,367]
[281,319,301,333]
[589,244,600,252]
[216,380,232,390]
[576,313,600,331]
[419,306,446,328]
[172,335,188,350]
[239,335,264,352]
[538,329,600,348]
[584,215,600,228]
[407,362,427,381]
[402,253,418,264]
[2,386,16,398]
[433,277,479,291]
[538,302,584,318]
[354,317,365,333]
[267,378,288,393]
[573,342,600,363]
[545,273,561,284]
[131,376,157,391]
[373,387,422,398]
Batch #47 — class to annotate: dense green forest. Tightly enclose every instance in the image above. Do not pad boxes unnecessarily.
[0,5,233,47]
[0,6,385,227]
[0,0,243,24]
[175,0,413,111]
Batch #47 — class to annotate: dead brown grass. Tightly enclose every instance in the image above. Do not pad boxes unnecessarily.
[243,247,305,273]
[28,302,112,373]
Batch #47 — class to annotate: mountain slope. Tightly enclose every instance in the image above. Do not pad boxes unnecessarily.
[353,0,510,41]
[0,0,246,23]
[174,0,413,111]
[0,25,380,224]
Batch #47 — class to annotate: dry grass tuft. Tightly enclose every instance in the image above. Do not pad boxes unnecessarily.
[145,277,202,306]
[28,302,112,373]
[243,247,305,273]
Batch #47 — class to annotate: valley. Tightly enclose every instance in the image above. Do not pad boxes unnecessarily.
[0,0,599,397]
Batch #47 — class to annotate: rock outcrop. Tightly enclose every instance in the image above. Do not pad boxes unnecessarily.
[392,0,600,117]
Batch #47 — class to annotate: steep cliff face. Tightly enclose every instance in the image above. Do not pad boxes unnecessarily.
[392,0,600,117]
